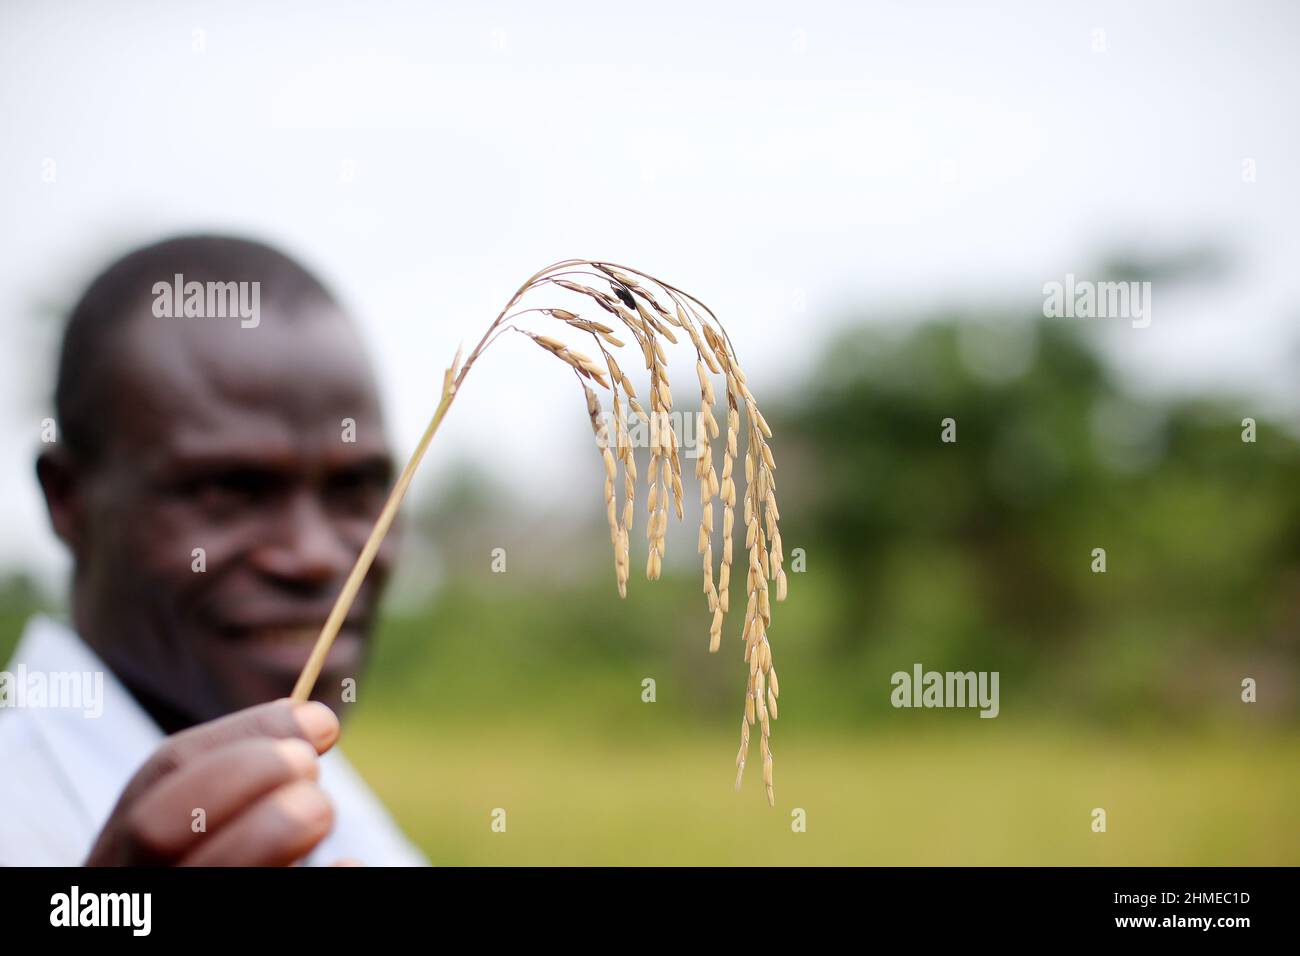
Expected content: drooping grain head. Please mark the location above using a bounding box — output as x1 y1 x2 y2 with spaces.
511 260 785 805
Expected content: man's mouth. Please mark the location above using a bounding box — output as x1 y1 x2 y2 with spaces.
226 623 365 678
247 626 323 644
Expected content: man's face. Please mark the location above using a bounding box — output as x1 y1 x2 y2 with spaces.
62 302 394 725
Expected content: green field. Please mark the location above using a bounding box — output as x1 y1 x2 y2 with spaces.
344 714 1300 866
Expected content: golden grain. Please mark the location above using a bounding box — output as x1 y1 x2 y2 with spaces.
294 258 787 805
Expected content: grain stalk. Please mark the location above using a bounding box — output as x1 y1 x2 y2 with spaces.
290 259 787 804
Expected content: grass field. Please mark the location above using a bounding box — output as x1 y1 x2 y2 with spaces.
4 601 1293 866
342 713 1300 866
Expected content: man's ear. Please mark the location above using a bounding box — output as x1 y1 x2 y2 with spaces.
36 447 86 554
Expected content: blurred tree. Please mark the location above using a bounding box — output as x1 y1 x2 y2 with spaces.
773 305 1300 723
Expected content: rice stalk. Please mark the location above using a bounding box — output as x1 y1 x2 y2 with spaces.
291 259 788 804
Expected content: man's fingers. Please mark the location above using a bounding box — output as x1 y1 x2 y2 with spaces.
179 780 334 867
119 700 338 806
164 699 339 764
85 700 341 866
122 737 320 861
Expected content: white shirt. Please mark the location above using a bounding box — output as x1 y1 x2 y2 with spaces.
0 615 427 866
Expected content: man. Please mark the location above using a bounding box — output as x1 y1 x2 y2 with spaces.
0 236 426 865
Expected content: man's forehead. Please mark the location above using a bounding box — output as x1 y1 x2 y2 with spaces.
109 304 388 461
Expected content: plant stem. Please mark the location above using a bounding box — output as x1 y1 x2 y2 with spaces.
290 379 458 703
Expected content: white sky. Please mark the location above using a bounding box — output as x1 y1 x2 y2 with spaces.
2 0 1298 583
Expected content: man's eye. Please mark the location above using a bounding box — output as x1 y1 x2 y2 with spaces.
187 471 275 507
327 467 390 512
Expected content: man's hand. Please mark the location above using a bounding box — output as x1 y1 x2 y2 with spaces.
85 699 339 866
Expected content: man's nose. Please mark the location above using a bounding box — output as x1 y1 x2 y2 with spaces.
250 493 355 587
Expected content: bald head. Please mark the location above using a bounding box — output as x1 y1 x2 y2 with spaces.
56 236 342 464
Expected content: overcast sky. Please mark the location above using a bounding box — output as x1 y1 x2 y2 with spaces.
3 0 1297 583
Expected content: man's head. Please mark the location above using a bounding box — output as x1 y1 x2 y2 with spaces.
38 236 395 731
